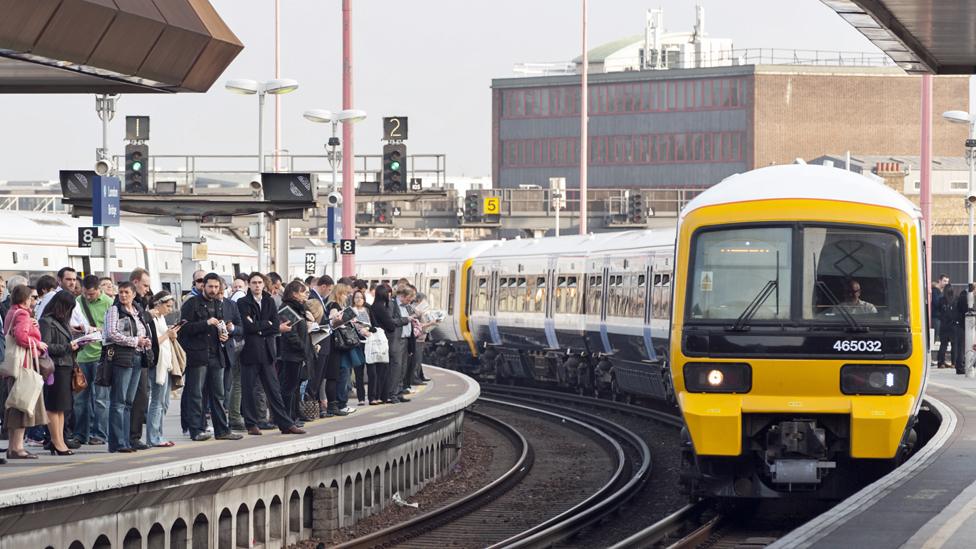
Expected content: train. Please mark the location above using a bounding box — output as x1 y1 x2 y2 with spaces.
0 210 258 297
292 163 926 501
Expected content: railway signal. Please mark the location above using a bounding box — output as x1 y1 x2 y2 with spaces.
628 192 645 224
124 143 149 193
383 143 407 192
464 191 482 223
374 201 393 224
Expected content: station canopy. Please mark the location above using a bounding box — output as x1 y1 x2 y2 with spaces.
0 0 243 93
823 0 976 74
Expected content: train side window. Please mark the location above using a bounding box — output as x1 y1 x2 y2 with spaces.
634 274 647 318
448 270 456 316
661 273 672 318
534 276 547 313
475 277 489 311
428 279 442 310
516 277 528 312
587 275 603 316
558 275 580 314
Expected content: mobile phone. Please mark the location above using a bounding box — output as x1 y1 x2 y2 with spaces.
177 319 188 326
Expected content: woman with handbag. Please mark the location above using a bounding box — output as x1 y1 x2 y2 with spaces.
39 291 80 456
328 284 360 415
278 281 314 425
2 284 48 459
104 282 152 453
350 290 372 406
146 291 180 448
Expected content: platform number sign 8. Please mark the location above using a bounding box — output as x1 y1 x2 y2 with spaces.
340 239 356 255
78 227 98 248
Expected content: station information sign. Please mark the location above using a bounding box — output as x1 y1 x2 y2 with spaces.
305 253 317 275
340 239 356 255
484 197 500 216
77 227 98 248
93 176 121 227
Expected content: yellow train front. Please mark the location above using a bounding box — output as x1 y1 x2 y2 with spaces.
671 165 927 500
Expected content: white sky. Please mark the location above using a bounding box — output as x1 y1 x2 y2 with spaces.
0 0 892 181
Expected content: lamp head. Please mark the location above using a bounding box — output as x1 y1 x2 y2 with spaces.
94 158 114 176
225 78 259 95
943 110 972 124
326 191 343 207
337 109 368 124
264 78 299 95
303 109 335 124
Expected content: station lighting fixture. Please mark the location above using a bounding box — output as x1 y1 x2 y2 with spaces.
464 191 482 223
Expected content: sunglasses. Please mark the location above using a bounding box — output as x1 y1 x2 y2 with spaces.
195 279 204 284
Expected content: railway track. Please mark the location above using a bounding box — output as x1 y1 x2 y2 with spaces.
340 385 679 548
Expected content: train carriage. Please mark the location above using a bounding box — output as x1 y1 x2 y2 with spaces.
671 164 927 499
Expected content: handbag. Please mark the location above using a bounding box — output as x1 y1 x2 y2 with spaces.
71 364 88 393
299 393 320 421
6 344 43 414
333 323 360 351
0 335 24 379
38 353 55 383
365 330 389 363
94 345 114 387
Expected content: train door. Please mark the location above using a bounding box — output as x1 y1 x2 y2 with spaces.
544 264 557 349
599 264 611 354
642 263 657 361
488 268 501 345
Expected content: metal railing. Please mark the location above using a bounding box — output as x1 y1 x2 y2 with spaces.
0 195 68 213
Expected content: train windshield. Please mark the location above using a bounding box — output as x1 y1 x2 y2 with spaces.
803 226 907 324
687 224 908 325
687 227 792 321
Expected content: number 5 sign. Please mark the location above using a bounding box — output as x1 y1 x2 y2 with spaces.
340 239 356 255
483 197 500 215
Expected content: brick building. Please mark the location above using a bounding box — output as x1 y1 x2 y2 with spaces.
491 65 968 190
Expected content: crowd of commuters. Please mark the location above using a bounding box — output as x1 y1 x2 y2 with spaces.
0 266 439 462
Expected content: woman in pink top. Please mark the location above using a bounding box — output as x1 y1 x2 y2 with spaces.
3 284 48 459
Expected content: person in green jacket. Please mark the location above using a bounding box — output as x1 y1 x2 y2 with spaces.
72 275 114 445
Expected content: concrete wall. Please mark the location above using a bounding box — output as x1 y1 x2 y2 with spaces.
0 414 465 549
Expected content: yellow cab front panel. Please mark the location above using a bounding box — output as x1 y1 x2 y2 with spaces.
671 198 925 460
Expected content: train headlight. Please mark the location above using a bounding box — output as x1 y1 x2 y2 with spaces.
683 363 751 393
840 364 910 396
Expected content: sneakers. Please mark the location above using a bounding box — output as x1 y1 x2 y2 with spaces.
340 407 357 414
215 432 244 441
192 433 212 442
334 408 349 416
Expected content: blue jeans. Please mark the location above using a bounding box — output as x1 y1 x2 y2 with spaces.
337 365 352 409
73 360 109 442
146 366 171 446
108 356 142 452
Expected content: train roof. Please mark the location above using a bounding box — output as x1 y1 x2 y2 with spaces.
477 230 674 260
681 164 921 219
291 240 499 265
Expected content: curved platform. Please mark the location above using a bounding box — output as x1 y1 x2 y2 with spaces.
0 366 479 549
773 368 976 549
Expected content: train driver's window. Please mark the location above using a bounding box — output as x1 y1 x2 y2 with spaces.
534 277 547 313
587 275 603 316
803 227 906 322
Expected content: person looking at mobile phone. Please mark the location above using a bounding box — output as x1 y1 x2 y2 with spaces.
146 291 179 448
73 275 113 446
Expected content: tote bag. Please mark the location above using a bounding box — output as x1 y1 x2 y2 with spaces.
365 330 389 364
0 333 24 379
6 341 43 414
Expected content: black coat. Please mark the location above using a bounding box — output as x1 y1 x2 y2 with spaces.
221 297 244 366
956 291 972 325
237 292 280 367
39 316 76 368
371 296 408 334
177 295 224 366
279 299 314 365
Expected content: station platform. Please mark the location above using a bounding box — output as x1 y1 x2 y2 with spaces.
773 368 976 549
0 366 479 548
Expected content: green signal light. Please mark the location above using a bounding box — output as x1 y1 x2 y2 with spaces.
390 161 401 171
132 161 143 171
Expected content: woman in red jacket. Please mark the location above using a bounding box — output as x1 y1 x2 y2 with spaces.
3 284 48 459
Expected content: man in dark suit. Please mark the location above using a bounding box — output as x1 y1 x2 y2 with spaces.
237 272 305 435
387 286 416 403
177 273 244 441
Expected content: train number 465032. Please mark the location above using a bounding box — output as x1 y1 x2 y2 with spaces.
833 340 882 352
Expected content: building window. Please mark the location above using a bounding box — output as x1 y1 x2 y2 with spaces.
950 181 968 191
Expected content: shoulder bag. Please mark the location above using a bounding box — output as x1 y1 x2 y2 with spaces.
333 322 360 351
6 340 43 414
0 333 24 379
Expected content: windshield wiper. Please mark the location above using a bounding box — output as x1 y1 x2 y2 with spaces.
727 280 777 332
815 281 868 333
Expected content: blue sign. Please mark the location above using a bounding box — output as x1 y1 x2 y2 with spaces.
326 207 343 244
92 176 120 227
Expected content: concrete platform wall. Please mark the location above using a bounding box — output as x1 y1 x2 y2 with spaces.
2 413 464 549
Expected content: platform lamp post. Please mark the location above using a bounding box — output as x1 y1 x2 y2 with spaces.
225 78 300 272
942 110 976 283
303 108 368 275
